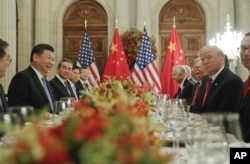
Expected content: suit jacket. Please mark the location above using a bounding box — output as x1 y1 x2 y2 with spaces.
235 81 250 142
174 78 195 104
199 67 243 113
50 76 74 100
0 84 8 113
189 80 205 113
8 66 55 113
75 80 89 98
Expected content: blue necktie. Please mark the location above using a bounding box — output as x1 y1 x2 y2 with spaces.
72 85 78 100
41 77 54 112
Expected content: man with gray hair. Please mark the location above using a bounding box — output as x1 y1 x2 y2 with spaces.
172 65 195 104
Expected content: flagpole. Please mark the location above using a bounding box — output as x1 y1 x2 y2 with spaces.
173 16 175 27
85 19 87 30
115 18 117 28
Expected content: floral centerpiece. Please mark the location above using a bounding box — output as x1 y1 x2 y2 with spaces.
121 28 157 70
0 79 172 164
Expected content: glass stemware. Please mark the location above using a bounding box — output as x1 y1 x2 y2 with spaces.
60 97 75 113
7 106 35 125
165 98 188 163
0 112 22 147
200 112 241 164
154 94 170 139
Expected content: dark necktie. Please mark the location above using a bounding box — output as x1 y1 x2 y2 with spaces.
0 95 4 113
177 87 182 98
0 85 5 113
202 77 212 107
191 81 200 105
41 77 54 112
84 82 89 91
243 76 250 98
64 81 72 96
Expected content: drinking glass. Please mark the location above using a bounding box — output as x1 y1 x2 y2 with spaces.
53 101 67 124
165 98 188 163
0 112 22 147
60 97 75 112
154 94 170 139
185 116 208 164
201 113 237 164
7 106 35 125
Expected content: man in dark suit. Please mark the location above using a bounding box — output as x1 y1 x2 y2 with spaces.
8 44 55 113
68 65 80 100
189 57 207 113
172 65 195 104
50 58 75 100
235 32 250 142
197 45 243 113
75 66 91 94
0 39 12 113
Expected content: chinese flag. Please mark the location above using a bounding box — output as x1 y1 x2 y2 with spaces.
160 25 186 98
102 28 131 82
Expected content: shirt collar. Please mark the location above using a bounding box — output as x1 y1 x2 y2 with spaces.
210 66 225 82
56 74 68 84
31 66 44 83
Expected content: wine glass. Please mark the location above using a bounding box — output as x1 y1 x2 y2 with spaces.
201 113 235 164
60 97 75 113
185 116 208 163
53 100 67 124
154 94 170 139
165 98 188 163
0 112 22 147
7 106 35 125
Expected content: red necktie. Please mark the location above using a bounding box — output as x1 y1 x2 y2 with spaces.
202 77 212 107
191 81 200 105
243 76 250 98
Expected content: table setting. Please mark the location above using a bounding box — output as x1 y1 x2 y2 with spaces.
152 93 249 164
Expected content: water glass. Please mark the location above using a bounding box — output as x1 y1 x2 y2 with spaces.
7 106 35 125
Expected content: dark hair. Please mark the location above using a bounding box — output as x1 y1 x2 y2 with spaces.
244 32 250 37
0 39 9 58
30 44 54 62
72 64 80 70
57 58 73 68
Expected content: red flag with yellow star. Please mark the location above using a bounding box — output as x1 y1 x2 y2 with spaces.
160 25 186 97
102 28 131 82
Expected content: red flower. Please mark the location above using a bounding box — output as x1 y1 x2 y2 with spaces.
38 132 71 164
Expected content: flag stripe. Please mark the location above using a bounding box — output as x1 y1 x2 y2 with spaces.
77 30 100 87
132 27 162 93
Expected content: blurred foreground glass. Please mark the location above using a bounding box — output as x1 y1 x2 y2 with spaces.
154 94 170 139
7 106 35 125
165 99 188 163
201 112 243 164
0 112 22 147
60 97 75 111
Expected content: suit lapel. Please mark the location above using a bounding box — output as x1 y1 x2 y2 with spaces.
0 84 7 113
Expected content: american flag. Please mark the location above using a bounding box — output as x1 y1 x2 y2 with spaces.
132 27 162 93
77 30 100 87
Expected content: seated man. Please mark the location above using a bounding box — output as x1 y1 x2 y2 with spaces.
172 65 195 104
50 58 75 100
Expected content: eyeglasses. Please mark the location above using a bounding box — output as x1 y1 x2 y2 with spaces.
240 46 250 52
4 55 12 63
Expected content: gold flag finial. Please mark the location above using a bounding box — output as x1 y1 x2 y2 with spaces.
173 16 176 27
85 19 87 30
